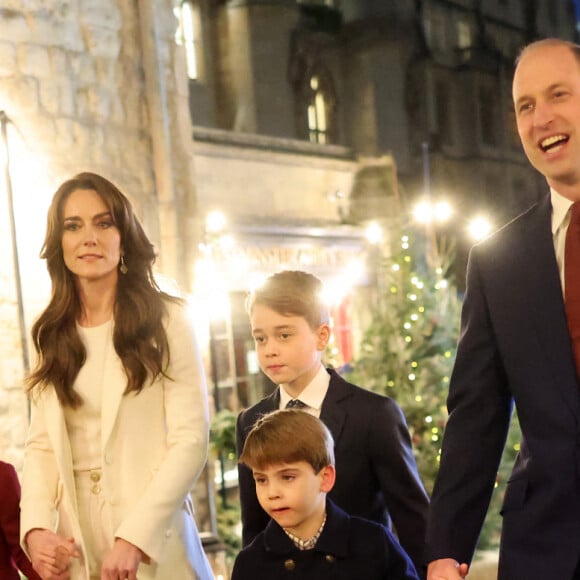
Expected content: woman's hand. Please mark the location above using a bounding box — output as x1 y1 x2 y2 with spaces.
26 529 80 580
100 537 147 580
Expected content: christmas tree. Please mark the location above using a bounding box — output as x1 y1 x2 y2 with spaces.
345 223 520 550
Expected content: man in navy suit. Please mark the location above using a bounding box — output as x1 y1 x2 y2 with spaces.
236 270 429 576
426 38 580 580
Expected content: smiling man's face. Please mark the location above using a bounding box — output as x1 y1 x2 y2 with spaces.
513 43 580 199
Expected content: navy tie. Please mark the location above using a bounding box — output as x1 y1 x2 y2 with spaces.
286 399 306 409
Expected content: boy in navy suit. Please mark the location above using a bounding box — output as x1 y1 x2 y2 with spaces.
232 409 419 580
236 270 428 576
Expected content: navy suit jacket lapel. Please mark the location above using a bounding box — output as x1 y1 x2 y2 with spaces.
320 370 348 446
522 196 579 410
263 389 280 412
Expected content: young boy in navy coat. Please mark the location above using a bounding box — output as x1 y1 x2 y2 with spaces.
232 409 419 580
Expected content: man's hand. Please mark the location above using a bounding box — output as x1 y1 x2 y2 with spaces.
100 537 147 580
26 529 80 580
428 558 469 579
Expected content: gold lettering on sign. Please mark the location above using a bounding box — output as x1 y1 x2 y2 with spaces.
217 245 360 269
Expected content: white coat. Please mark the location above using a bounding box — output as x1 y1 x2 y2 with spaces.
20 301 214 579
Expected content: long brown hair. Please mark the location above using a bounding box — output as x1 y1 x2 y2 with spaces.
27 172 180 407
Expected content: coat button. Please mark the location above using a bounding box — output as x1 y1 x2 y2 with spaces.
284 559 296 570
325 554 335 563
90 471 101 482
91 484 101 495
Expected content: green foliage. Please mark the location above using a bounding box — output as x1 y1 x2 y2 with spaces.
210 409 237 456
210 409 242 559
348 229 461 492
347 226 520 551
216 499 242 561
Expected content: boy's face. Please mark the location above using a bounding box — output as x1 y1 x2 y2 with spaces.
250 304 330 397
252 461 335 539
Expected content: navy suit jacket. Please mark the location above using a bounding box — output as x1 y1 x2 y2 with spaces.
231 498 420 580
426 195 580 579
0 461 40 580
236 369 429 575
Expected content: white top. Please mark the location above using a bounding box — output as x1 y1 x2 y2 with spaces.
551 187 575 296
63 319 112 472
279 364 330 418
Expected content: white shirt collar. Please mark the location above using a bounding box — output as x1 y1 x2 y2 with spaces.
551 187 575 235
279 365 330 411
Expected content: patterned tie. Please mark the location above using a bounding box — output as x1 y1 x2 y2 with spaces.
286 399 306 409
565 202 580 379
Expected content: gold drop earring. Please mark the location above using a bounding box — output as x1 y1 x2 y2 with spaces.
119 255 128 275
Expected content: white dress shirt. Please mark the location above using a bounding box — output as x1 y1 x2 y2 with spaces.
278 364 330 418
551 187 575 295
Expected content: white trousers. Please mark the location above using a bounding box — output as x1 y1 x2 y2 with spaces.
75 468 113 579
74 469 211 580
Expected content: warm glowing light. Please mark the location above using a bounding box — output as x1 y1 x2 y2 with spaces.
434 201 453 222
365 221 383 244
322 260 366 305
205 210 227 234
217 233 236 251
413 201 432 224
468 216 493 241
413 200 454 224
191 256 231 323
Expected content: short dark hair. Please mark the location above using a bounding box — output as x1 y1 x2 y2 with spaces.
239 409 335 473
245 270 330 329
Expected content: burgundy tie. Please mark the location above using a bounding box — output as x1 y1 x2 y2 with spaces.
565 202 580 378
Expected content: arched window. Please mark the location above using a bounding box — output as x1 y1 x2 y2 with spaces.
174 0 201 81
307 75 329 144
295 67 336 144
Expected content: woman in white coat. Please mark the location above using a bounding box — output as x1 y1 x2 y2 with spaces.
20 172 213 580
